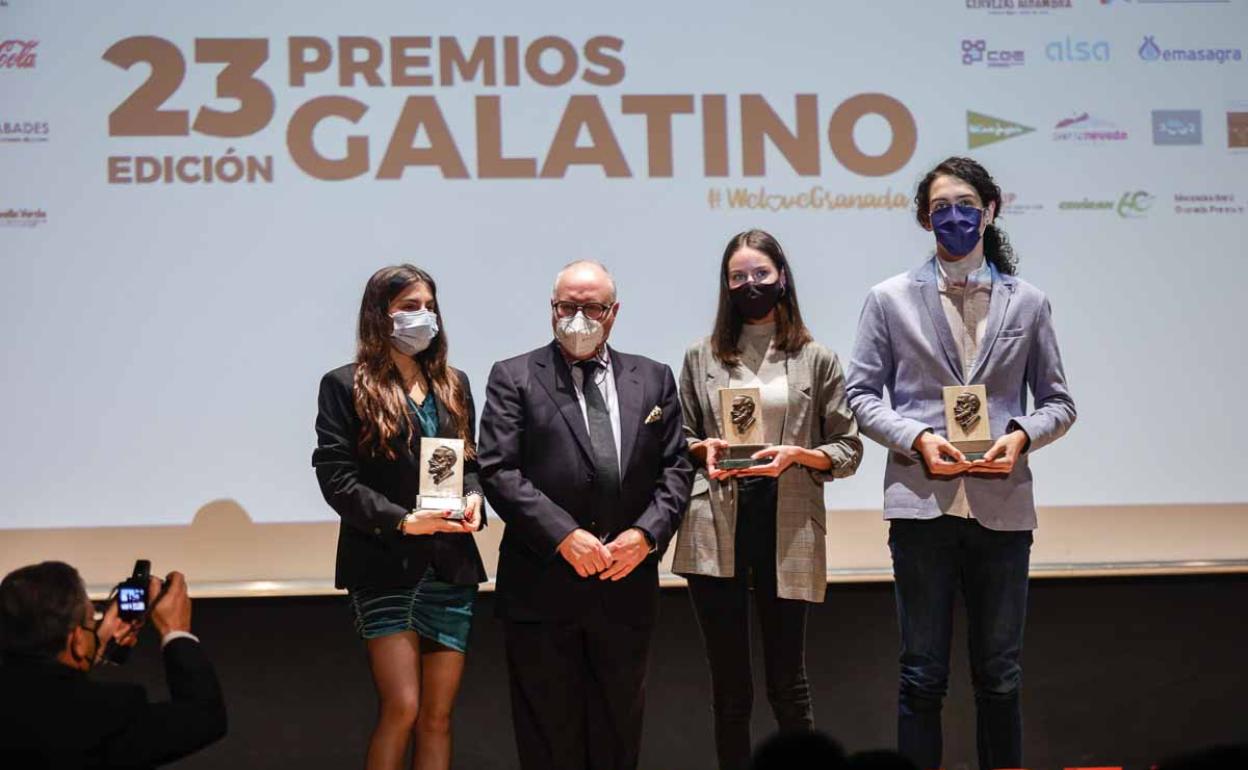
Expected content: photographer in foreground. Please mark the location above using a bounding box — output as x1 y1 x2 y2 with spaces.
0 561 227 769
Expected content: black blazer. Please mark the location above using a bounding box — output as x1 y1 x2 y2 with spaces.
0 638 227 770
312 364 488 589
478 342 693 624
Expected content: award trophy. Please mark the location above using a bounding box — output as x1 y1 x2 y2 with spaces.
416 437 467 520
717 387 770 470
942 384 993 461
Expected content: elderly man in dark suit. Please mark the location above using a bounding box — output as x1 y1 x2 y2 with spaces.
479 260 693 770
0 561 226 769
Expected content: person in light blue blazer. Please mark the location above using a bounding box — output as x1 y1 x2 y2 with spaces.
846 157 1076 770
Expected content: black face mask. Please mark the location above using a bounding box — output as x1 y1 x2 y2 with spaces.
729 280 784 320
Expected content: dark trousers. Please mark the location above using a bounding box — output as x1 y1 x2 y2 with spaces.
888 515 1033 770
686 478 813 770
503 602 653 770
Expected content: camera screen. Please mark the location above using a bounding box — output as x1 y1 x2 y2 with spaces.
118 586 146 613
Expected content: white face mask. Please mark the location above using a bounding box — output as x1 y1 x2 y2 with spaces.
555 310 606 359
391 309 439 355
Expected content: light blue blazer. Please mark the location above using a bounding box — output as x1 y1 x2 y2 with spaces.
845 257 1076 531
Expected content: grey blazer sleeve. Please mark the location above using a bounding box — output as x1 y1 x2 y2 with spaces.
809 349 864 483
1010 296 1077 453
678 345 707 456
845 289 932 454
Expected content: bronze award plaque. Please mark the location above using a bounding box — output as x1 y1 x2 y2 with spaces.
942 384 993 461
717 387 770 470
417 437 467 520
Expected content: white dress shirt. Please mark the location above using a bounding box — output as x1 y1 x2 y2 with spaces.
567 346 623 475
729 322 789 445
936 252 992 519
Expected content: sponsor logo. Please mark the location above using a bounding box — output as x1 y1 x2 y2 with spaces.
0 120 49 143
966 0 1073 15
1052 112 1128 143
1172 193 1245 216
0 206 48 227
1046 37 1110 62
1228 110 1248 149
1152 110 1202 145
961 40 1025 68
1111 0 1230 4
1001 192 1044 216
1058 191 1154 218
1139 36 1243 64
967 111 1035 149
0 39 37 69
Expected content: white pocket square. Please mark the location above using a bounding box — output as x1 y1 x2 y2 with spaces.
644 406 663 424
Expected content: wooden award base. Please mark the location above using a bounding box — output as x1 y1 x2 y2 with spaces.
952 439 994 462
718 443 769 470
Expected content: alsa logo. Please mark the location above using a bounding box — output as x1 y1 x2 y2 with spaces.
967 111 1034 148
962 40 1025 68
1046 37 1110 62
0 40 37 69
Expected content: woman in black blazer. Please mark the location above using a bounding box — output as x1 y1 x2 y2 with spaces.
313 264 487 770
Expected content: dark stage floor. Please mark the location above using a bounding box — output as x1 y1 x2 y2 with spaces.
96 574 1248 769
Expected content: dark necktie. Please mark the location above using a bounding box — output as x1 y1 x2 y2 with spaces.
576 360 621 497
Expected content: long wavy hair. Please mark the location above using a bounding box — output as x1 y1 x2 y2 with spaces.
913 156 1018 275
353 265 472 460
710 229 813 367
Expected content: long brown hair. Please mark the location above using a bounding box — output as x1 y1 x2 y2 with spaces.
710 229 813 367
353 265 473 460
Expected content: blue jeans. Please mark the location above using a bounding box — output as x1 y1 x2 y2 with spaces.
888 515 1032 770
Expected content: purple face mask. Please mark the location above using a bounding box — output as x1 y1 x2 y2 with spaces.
930 204 984 257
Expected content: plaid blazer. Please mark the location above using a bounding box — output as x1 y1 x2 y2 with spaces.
671 336 862 602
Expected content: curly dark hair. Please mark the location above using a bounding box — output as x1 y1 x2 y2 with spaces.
913 156 1017 275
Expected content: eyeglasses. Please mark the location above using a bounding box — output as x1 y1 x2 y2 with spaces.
551 300 614 321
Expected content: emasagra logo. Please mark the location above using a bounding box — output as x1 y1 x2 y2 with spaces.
1139 35 1243 64
967 111 1034 149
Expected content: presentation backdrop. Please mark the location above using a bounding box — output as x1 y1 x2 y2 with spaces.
3 1 1246 589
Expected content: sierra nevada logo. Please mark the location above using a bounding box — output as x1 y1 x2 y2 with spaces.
967 111 1034 148
1053 112 1127 143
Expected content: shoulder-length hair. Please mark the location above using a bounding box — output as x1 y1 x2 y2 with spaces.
710 229 813 367
352 264 473 460
913 156 1018 275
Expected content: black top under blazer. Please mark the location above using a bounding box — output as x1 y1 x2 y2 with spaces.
312 364 488 589
478 342 694 624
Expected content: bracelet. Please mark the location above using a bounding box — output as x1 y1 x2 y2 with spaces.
397 510 416 533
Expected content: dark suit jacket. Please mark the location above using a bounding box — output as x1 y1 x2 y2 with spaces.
478 342 693 624
0 638 226 770
312 364 488 589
